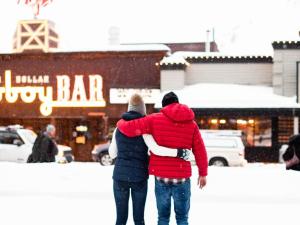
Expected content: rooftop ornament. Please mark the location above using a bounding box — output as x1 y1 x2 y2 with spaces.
17 0 53 18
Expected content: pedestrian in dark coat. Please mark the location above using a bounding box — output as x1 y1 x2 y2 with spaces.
109 94 149 225
27 124 58 163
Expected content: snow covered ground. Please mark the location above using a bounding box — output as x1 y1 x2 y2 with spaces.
0 162 299 225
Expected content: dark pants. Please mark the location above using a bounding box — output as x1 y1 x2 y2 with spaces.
113 180 148 225
155 178 191 225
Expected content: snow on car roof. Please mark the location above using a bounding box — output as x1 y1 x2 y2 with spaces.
0 125 24 131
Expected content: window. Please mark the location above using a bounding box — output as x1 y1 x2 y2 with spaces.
0 131 23 145
238 118 271 147
198 117 272 147
204 138 238 148
18 129 37 144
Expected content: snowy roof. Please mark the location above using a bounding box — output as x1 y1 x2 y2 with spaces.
159 51 273 66
55 44 171 53
154 83 300 109
117 44 170 52
160 54 189 66
272 41 300 50
174 51 272 58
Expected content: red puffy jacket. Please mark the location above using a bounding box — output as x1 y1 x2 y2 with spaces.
117 103 208 178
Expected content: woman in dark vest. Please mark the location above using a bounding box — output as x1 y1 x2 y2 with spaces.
109 94 189 225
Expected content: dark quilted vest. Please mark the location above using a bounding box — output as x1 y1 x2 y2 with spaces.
113 111 149 182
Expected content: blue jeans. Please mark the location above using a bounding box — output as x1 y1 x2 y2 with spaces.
113 180 148 225
155 178 191 225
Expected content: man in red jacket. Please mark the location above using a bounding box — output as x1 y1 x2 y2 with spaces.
117 92 208 225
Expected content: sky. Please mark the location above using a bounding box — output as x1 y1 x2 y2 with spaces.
0 0 299 55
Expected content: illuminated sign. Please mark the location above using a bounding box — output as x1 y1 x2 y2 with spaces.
110 88 160 104
0 70 106 116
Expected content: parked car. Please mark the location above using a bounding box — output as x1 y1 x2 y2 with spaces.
91 141 114 166
190 134 247 167
193 129 247 167
92 129 247 167
0 125 74 163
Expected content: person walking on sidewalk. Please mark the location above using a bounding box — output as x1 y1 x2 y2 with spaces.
27 124 58 163
117 92 208 225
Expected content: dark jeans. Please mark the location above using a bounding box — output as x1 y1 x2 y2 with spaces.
113 180 148 225
155 178 191 225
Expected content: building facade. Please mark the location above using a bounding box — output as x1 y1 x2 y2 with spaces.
2 36 300 163
160 42 300 162
0 47 167 161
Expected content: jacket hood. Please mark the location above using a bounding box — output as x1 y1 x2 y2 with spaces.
161 103 195 122
122 111 144 121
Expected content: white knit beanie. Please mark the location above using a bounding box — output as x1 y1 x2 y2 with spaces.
127 93 146 116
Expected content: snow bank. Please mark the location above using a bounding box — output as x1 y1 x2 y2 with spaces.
0 162 299 225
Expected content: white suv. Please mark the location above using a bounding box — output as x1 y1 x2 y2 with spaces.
0 125 73 163
191 130 247 167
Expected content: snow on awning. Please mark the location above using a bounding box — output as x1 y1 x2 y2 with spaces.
154 83 300 109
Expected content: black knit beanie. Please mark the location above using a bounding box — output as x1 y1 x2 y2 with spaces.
162 91 179 107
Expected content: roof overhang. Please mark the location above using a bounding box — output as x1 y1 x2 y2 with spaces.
155 83 300 117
